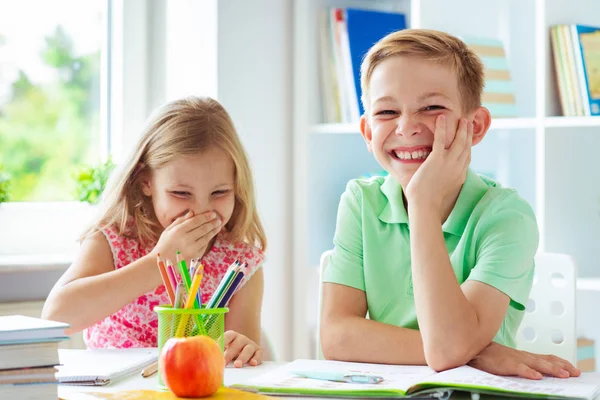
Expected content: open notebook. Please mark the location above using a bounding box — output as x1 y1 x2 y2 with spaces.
56 348 158 386
233 359 600 399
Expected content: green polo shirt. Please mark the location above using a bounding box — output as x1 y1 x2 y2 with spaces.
323 169 539 348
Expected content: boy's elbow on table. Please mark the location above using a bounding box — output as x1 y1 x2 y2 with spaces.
320 322 350 361
424 341 474 372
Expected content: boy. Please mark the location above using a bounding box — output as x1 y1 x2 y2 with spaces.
320 29 579 380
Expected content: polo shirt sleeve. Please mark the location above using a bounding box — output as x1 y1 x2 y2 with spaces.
323 181 365 291
467 194 539 310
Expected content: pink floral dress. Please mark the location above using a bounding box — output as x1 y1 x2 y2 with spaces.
83 227 264 348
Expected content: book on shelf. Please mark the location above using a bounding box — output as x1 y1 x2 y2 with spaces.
232 359 600 399
550 24 600 116
462 36 518 118
319 7 406 124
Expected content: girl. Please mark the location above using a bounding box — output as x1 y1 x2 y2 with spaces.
42 96 267 368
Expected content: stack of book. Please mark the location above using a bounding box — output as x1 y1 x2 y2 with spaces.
550 24 600 116
0 315 70 399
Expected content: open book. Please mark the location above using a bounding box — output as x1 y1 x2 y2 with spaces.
233 359 600 399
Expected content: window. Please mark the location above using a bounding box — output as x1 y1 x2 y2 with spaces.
0 0 106 202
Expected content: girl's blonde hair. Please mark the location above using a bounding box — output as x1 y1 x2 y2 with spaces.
83 96 267 251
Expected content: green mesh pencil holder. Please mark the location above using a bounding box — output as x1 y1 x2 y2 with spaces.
154 305 228 390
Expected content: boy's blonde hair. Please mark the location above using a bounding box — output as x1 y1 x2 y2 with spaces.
360 29 485 113
84 96 267 251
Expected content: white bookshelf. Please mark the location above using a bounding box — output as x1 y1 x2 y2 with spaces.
293 0 600 359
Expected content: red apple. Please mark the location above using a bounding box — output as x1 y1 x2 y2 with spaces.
160 335 224 398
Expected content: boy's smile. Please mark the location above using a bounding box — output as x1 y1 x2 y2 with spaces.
360 56 465 188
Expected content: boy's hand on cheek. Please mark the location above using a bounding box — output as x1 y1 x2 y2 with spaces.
405 115 472 216
223 330 263 368
468 342 580 380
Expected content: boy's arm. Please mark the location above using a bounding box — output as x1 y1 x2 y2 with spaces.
405 117 539 371
321 280 579 379
321 281 426 364
409 206 513 370
41 231 163 334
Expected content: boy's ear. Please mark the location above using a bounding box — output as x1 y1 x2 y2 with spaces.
360 115 374 152
471 106 492 146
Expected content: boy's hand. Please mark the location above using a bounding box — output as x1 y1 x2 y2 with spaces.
405 115 472 216
152 210 222 262
468 342 581 380
223 330 263 368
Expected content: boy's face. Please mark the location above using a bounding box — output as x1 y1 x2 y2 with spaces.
360 56 488 188
141 147 236 231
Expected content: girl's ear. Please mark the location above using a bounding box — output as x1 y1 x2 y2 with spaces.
138 166 152 196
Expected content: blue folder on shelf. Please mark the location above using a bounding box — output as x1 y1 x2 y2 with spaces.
345 8 407 116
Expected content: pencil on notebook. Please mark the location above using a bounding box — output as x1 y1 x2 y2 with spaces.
141 361 158 378
156 254 175 305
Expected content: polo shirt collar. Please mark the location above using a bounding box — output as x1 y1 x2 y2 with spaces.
378 169 489 236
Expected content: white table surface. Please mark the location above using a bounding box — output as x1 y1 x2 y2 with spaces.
58 361 284 398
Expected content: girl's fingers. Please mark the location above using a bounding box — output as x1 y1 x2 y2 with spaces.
234 344 258 368
166 209 193 231
224 336 245 365
194 224 222 246
189 216 222 238
223 330 237 347
181 212 219 234
250 348 264 365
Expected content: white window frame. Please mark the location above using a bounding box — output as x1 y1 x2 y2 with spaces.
0 0 219 264
0 0 151 263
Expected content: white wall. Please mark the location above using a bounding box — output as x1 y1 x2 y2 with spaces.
216 0 293 361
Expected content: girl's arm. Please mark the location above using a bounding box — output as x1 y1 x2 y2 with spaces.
224 267 264 344
321 282 426 364
42 231 163 334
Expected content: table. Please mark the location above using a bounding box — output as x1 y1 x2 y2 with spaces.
58 362 283 398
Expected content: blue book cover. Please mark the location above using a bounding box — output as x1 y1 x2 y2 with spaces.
345 8 406 117
573 24 600 116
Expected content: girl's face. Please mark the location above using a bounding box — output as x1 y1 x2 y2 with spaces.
141 146 236 231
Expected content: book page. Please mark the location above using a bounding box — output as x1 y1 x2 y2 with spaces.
415 365 599 398
239 359 437 394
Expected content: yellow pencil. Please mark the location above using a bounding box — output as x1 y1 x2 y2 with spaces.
175 264 204 337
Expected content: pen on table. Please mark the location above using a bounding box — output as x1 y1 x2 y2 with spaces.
291 370 384 384
156 253 175 306
141 361 158 378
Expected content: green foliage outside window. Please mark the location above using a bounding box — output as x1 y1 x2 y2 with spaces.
0 165 10 203
74 157 115 205
0 25 101 202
